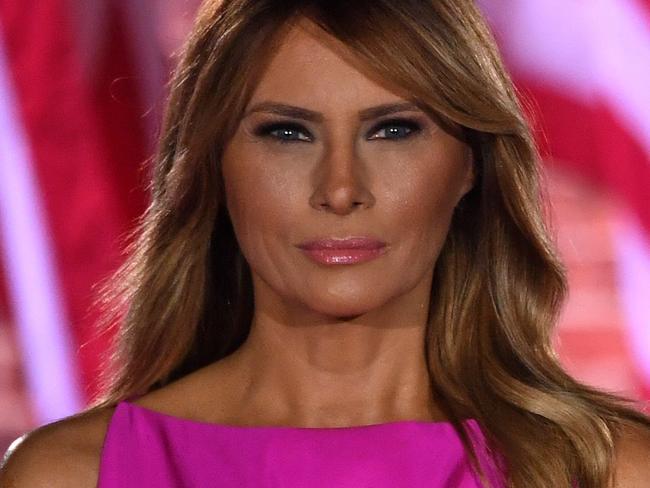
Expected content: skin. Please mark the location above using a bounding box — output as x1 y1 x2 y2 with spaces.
211 17 474 428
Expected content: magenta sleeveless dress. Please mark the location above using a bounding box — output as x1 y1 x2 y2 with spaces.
97 400 506 487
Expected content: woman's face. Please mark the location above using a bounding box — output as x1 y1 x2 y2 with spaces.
222 18 474 319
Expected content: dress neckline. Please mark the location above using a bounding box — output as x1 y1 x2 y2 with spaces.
122 400 478 432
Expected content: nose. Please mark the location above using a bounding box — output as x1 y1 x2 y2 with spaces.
309 142 375 215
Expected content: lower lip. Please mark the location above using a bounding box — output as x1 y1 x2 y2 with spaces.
300 247 387 265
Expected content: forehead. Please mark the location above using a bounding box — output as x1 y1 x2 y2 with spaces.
247 17 411 109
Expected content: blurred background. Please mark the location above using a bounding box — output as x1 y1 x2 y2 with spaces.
0 0 649 452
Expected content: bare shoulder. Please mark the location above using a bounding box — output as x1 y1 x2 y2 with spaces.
612 421 650 487
0 405 117 488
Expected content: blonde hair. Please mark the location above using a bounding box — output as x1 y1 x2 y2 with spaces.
90 1 650 486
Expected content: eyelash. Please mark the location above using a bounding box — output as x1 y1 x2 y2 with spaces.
253 118 422 144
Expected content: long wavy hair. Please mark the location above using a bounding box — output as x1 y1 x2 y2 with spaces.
89 0 650 486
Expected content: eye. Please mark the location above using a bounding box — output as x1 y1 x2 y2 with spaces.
254 122 312 143
368 118 422 140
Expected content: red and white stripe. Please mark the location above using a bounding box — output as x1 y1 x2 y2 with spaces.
0 0 159 421
0 31 83 423
480 0 650 391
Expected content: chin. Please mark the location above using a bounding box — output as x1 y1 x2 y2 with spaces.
302 290 387 321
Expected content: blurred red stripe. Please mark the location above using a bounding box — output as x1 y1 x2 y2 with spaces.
516 77 650 238
0 1 149 403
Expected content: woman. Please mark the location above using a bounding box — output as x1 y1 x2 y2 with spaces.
2 0 650 486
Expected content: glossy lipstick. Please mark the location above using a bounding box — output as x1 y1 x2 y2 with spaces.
297 237 387 265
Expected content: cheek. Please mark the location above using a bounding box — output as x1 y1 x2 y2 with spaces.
221 149 303 260
380 156 467 245
373 150 470 289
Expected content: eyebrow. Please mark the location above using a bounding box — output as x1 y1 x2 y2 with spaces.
243 101 424 122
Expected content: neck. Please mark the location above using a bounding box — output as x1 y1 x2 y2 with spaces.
213 273 444 428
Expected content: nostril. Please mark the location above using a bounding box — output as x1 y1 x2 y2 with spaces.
309 181 374 213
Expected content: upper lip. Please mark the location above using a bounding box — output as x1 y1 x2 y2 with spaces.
297 237 387 250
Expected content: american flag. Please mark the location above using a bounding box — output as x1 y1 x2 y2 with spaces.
0 0 165 425
479 0 650 399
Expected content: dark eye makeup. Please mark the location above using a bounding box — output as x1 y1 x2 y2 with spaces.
253 122 312 143
368 118 422 141
252 117 423 144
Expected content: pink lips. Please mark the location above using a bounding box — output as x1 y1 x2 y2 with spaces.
297 237 388 265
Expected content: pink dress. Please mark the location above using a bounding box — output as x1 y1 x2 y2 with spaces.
97 400 506 487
